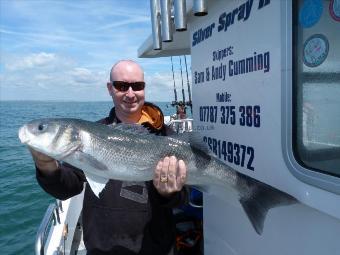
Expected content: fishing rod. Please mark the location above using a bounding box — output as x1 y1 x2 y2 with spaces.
170 56 178 106
179 56 186 104
184 55 192 114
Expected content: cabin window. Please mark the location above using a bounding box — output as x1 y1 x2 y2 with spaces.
293 0 340 177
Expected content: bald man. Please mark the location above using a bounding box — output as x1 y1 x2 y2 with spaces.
32 60 187 255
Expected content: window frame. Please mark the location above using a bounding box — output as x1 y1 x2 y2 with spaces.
283 0 340 195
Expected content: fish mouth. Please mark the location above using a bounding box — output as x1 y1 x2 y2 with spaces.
18 126 30 144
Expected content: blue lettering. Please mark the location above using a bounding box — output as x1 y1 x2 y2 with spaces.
192 23 215 47
217 0 254 33
228 51 270 77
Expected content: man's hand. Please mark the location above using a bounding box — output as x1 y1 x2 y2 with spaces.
153 156 187 197
29 148 59 175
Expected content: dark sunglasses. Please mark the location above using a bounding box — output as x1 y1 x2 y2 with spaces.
112 81 145 92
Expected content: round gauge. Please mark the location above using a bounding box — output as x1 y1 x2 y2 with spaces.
329 0 340 21
303 34 329 67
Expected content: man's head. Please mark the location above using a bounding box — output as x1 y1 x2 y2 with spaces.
107 60 145 123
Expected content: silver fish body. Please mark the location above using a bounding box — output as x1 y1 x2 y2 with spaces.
18 118 297 235
19 118 235 186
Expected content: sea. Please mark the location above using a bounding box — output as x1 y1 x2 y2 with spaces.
0 100 177 255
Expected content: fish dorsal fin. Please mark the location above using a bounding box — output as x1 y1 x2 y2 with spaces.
72 150 108 171
109 123 152 136
84 172 109 198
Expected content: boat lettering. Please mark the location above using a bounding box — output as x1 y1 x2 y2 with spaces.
218 0 254 32
194 70 205 84
199 105 261 128
201 50 271 83
229 51 270 77
203 136 255 171
216 92 232 103
217 0 270 33
213 46 234 62
193 0 271 48
192 23 215 47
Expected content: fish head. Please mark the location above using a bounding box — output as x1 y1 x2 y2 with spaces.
18 118 80 159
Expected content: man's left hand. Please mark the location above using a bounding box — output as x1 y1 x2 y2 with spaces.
153 156 187 197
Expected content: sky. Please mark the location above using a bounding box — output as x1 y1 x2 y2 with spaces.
0 0 191 102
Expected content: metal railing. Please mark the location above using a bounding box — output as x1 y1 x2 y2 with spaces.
168 118 193 133
35 202 61 255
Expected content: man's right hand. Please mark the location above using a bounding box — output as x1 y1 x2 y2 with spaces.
29 148 59 175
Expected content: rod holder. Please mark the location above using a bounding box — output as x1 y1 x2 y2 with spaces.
150 0 162 49
160 0 173 42
174 0 187 31
193 0 208 16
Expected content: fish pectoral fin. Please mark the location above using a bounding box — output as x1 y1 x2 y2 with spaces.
58 141 82 160
84 173 109 198
73 151 108 171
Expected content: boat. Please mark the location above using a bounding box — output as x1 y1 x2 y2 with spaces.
35 0 340 254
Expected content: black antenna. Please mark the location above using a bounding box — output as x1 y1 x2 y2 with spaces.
179 56 186 103
184 55 192 113
170 56 178 105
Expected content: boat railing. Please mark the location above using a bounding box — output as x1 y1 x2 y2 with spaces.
35 201 61 255
35 189 85 255
167 118 193 133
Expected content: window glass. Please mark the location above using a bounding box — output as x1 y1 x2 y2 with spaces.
294 0 340 176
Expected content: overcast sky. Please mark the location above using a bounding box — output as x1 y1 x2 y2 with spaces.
0 0 191 102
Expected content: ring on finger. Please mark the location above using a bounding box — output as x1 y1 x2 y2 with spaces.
160 175 168 183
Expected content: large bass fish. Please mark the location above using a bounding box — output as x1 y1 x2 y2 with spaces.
18 118 297 235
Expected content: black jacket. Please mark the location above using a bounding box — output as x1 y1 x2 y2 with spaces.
36 102 186 255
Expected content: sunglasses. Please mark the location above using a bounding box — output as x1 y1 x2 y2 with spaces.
111 81 145 92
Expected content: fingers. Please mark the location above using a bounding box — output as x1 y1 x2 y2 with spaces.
29 148 54 162
29 148 58 173
153 160 162 188
167 156 177 188
176 160 187 190
153 156 187 197
159 157 170 189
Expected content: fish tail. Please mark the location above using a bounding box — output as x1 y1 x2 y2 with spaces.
239 196 267 235
239 181 297 235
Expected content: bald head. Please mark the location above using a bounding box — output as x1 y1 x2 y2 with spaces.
107 60 145 123
110 60 144 82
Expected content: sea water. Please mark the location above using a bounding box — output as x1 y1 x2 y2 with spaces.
0 101 178 255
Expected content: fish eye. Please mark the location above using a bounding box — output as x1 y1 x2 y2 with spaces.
38 123 47 131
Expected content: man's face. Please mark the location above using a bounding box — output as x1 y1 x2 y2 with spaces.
108 62 145 117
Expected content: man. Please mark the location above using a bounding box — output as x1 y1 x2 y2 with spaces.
31 60 187 255
176 101 187 119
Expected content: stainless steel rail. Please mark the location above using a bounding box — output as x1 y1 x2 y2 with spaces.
168 118 193 133
35 202 59 255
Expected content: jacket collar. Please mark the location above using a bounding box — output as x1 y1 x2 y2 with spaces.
106 102 164 131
